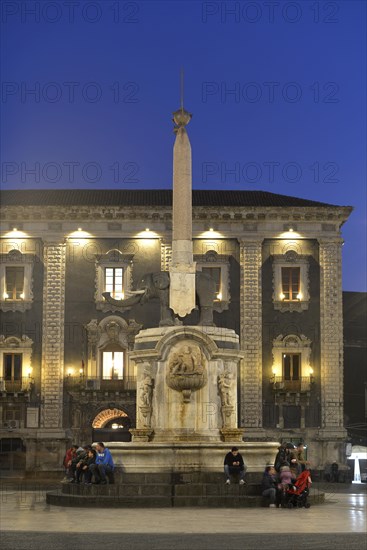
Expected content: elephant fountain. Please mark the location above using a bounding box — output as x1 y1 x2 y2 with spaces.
103 271 216 326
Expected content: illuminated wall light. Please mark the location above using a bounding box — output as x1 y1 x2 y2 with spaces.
209 227 214 232
20 293 25 299
216 292 222 300
67 368 74 376
145 228 150 232
27 367 33 378
279 293 285 300
3 292 9 299
288 227 294 232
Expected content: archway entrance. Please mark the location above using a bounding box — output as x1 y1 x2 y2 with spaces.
92 408 132 442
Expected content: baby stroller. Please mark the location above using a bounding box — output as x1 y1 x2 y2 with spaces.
285 469 312 508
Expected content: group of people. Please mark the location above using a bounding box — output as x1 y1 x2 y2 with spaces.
63 442 115 485
261 442 310 507
222 442 311 508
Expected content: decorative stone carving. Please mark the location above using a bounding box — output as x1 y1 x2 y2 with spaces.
139 372 154 427
166 343 207 403
218 371 235 428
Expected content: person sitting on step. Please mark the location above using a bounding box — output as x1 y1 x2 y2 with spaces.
261 465 277 507
89 442 115 485
224 446 247 485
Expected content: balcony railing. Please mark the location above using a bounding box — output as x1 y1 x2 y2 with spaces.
270 376 313 392
64 376 137 391
0 377 33 393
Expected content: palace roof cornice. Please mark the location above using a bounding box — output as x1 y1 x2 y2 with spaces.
0 190 353 224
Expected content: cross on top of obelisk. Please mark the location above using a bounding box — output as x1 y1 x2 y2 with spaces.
173 69 192 129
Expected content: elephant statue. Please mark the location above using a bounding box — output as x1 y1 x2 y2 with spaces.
103 271 217 327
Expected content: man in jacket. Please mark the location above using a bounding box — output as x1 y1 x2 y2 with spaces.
89 442 115 484
224 446 247 485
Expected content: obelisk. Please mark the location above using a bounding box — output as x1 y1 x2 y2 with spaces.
169 90 196 317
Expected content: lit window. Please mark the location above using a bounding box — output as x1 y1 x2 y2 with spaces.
1 250 34 312
5 267 24 300
272 252 310 312
105 267 124 299
3 353 22 392
102 351 124 380
281 267 300 301
95 250 134 312
283 353 301 381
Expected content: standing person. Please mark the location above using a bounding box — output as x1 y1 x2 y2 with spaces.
286 443 300 479
224 446 247 485
296 442 310 472
274 442 288 473
89 442 115 485
261 466 277 507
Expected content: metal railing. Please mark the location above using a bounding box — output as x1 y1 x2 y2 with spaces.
0 378 33 393
64 376 137 391
270 376 313 392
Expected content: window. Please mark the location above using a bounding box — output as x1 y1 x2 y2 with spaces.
0 336 33 393
102 351 124 380
281 267 300 301
0 250 34 312
4 354 22 381
105 267 124 299
201 266 221 299
195 251 230 312
283 353 301 381
5 267 24 300
95 250 134 312
272 251 309 312
271 334 313 393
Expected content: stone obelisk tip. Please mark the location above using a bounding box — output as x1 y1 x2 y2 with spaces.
169 92 196 317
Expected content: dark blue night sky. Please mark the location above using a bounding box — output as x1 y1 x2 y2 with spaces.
1 0 366 290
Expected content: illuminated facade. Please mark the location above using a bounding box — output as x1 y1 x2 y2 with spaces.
0 189 352 472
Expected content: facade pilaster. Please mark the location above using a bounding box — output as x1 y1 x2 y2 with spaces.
239 239 263 430
318 238 345 434
41 240 66 428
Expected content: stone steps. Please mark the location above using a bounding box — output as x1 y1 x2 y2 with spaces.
46 473 325 508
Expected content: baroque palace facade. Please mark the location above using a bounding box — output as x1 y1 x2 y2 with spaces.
0 189 352 472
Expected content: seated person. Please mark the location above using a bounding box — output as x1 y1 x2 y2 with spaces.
277 462 295 506
63 444 78 481
89 442 115 485
74 446 91 483
261 466 277 507
70 446 87 483
224 446 247 485
80 448 97 484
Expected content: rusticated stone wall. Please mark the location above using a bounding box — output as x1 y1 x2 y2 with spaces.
41 241 66 428
240 239 263 428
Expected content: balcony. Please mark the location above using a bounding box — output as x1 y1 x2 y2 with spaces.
64 376 137 392
0 378 33 393
270 376 313 393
